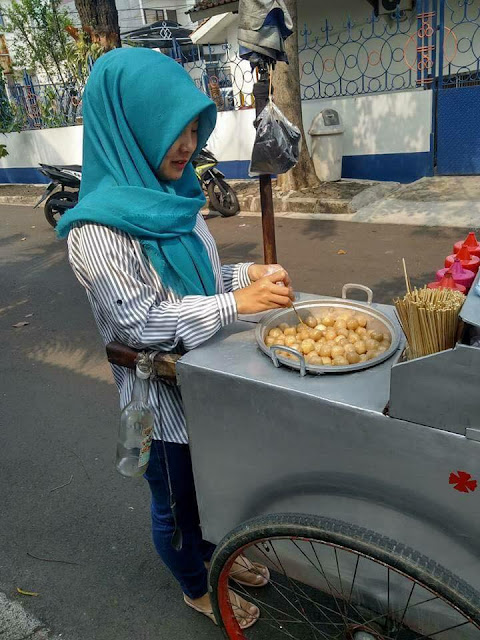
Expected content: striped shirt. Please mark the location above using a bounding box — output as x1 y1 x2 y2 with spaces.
67 215 252 444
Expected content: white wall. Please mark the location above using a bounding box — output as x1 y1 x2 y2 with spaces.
0 125 83 171
301 89 432 156
0 87 431 178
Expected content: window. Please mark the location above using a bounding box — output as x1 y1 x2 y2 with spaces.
143 9 165 24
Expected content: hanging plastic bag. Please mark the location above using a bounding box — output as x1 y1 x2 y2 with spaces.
249 99 301 176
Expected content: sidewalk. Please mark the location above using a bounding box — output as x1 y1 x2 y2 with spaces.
3 176 480 229
0 592 62 640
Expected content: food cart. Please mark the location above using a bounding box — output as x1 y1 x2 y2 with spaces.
175 279 480 639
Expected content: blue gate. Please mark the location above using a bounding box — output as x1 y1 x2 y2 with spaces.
436 0 480 175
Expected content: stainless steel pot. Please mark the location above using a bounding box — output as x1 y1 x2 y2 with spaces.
255 284 402 376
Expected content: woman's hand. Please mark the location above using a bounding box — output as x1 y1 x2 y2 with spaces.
248 264 292 288
234 270 294 315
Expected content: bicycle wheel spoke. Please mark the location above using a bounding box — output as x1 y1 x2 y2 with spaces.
364 596 438 640
394 582 416 639
416 620 470 639
347 554 360 604
263 574 360 629
293 539 369 628
270 540 327 640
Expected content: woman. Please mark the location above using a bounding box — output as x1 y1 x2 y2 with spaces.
57 48 294 628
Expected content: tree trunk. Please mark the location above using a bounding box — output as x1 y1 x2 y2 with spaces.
274 0 319 192
74 0 121 50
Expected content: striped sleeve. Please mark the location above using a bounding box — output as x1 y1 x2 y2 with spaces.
72 224 237 351
221 262 253 292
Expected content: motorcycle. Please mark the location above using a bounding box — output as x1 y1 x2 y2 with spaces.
36 149 239 228
192 149 239 217
34 163 81 228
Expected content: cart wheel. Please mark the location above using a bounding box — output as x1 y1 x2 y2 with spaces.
209 513 480 639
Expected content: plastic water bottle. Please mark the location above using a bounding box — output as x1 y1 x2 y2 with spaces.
116 361 154 477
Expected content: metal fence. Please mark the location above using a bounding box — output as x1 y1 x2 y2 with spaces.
10 3 480 130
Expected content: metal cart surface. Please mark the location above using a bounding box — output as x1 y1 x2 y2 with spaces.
177 288 480 596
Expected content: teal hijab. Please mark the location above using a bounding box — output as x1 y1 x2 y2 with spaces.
57 48 218 297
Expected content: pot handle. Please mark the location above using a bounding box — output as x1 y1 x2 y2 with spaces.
270 345 307 377
342 284 373 305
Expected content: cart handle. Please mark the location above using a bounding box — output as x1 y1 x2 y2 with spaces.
105 341 180 385
270 345 307 377
342 284 373 305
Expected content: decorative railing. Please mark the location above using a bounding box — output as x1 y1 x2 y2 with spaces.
439 0 480 88
5 2 480 130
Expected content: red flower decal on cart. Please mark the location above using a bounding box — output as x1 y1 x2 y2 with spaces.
449 471 477 493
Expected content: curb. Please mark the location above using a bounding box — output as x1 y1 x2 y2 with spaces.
0 196 40 206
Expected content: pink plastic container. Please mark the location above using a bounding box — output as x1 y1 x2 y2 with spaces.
428 272 466 294
436 258 475 291
445 244 480 274
454 231 480 258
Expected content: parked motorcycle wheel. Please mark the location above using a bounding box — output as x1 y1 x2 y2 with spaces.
44 191 77 228
207 180 239 217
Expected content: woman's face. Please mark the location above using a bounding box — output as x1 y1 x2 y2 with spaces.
157 118 199 181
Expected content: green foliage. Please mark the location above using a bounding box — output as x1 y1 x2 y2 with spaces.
1 0 71 83
0 143 8 158
65 28 105 82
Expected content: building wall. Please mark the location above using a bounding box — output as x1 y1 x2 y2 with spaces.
0 87 432 184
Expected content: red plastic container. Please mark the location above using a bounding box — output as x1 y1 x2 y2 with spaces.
436 258 475 291
453 232 480 258
428 272 466 294
445 244 480 273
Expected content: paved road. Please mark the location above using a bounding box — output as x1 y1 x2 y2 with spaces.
0 205 471 640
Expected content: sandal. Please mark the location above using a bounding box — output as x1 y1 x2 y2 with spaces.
230 555 270 588
184 590 260 629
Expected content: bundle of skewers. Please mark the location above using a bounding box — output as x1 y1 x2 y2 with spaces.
394 260 466 360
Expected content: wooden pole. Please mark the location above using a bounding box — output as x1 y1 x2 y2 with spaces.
253 68 277 264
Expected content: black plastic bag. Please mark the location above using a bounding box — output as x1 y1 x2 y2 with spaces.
249 100 301 176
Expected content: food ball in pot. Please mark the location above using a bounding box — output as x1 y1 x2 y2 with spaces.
305 316 318 328
356 327 367 337
336 328 349 338
356 314 368 328
355 340 367 355
366 349 378 361
343 343 356 354
325 328 337 341
332 355 348 366
315 324 327 332
334 335 348 346
319 343 332 358
306 354 323 365
330 345 345 359
311 329 324 341
297 329 310 341
301 339 315 355
346 351 360 364
269 328 283 338
365 338 378 352
285 335 298 347
359 353 368 362
279 323 289 332
370 331 384 342
346 318 359 331
348 331 359 344
321 315 335 327
284 326 296 337
334 318 347 331
265 336 276 347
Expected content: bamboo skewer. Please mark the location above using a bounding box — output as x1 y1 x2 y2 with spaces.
394 286 465 360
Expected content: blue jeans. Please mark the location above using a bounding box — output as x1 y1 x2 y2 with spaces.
144 439 216 599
